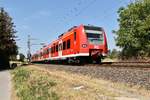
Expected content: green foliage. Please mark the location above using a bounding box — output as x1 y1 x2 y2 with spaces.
19 53 25 62
108 49 120 59
12 68 30 83
12 68 59 100
0 8 18 61
114 0 150 59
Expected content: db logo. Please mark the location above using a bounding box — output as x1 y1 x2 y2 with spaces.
82 44 87 48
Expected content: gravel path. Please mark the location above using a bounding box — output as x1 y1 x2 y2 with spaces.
37 64 150 90
0 70 11 100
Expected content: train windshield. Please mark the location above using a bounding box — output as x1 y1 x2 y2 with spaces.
84 26 104 45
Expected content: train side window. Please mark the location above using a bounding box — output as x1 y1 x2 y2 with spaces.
54 46 55 53
74 32 76 41
51 47 53 53
49 48 51 53
52 47 54 53
63 41 66 50
40 52 42 57
56 45 58 52
44 50 46 55
67 39 70 49
47 49 49 54
46 50 47 54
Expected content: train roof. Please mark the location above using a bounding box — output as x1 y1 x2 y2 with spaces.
58 24 103 38
84 25 103 31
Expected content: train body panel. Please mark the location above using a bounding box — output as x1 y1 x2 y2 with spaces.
31 24 108 63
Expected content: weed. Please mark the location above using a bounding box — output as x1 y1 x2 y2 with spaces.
11 67 59 100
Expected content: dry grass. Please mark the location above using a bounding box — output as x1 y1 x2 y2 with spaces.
102 58 118 62
29 66 116 100
11 81 19 100
27 65 150 100
11 65 150 100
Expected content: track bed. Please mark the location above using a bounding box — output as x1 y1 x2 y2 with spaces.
35 63 150 90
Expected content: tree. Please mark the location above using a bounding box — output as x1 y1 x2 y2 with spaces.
108 49 120 59
0 8 18 68
114 0 150 59
19 53 25 62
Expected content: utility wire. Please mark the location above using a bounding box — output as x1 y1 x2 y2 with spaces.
52 0 131 35
58 0 98 28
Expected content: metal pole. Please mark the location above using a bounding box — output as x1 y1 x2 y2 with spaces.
27 35 45 63
27 35 31 63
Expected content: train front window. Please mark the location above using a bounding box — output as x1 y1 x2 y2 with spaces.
84 26 104 45
85 30 103 45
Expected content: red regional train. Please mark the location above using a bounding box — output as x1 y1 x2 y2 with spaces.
31 24 108 64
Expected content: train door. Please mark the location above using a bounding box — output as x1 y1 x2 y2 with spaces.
58 40 63 57
48 48 51 59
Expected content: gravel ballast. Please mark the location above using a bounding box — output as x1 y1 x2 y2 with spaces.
36 64 150 90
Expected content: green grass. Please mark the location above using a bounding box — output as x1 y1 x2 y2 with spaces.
11 67 59 100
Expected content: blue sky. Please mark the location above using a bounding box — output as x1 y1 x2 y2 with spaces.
0 0 131 56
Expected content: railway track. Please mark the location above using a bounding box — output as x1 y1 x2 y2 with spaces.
34 61 150 68
87 61 150 68
35 62 150 90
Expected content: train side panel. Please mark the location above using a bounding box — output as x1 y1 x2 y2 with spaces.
31 24 108 63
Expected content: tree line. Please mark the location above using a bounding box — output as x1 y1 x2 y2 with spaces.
0 8 18 68
113 0 150 59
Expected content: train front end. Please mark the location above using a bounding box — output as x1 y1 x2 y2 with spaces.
80 25 108 63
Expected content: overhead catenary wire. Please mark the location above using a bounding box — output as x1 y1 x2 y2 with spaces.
46 0 131 41
58 0 131 28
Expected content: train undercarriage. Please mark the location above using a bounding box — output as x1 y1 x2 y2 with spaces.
32 50 104 64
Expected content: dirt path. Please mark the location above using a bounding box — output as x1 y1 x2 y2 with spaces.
0 70 11 100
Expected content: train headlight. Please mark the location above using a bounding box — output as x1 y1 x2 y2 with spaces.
82 44 87 48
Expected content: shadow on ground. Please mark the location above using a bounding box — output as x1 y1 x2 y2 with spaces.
0 59 10 71
0 51 10 71
0 66 11 71
0 61 11 71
